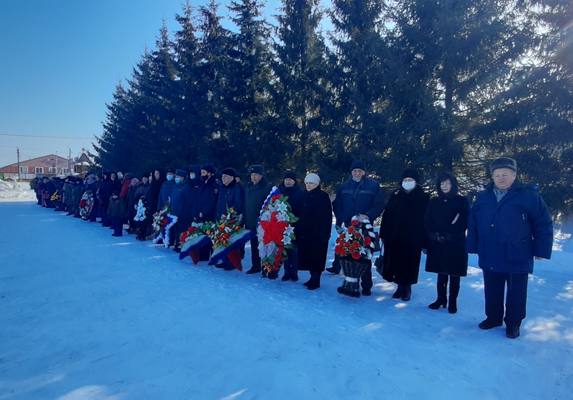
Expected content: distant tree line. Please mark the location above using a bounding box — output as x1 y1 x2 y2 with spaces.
94 0 572 215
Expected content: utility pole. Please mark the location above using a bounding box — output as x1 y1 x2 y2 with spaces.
68 148 72 175
17 148 20 181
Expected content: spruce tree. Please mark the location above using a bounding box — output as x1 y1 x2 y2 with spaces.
273 0 331 176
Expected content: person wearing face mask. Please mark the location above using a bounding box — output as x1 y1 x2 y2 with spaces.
157 168 176 211
244 164 272 275
467 157 553 339
424 172 469 313
297 173 333 290
328 161 385 296
380 168 429 301
169 169 196 249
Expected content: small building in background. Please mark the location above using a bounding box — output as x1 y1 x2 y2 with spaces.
0 150 96 180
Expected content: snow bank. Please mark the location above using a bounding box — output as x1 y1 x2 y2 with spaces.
0 179 36 202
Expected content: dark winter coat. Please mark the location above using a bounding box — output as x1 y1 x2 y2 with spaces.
333 177 385 226
467 182 553 274
244 178 272 230
147 176 163 215
107 196 126 218
196 176 219 222
170 181 195 226
424 175 469 276
297 186 333 273
380 185 429 285
97 177 113 214
215 181 244 220
157 179 175 211
278 183 304 242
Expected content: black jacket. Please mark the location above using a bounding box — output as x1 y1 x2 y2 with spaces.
297 186 332 272
244 178 272 230
216 181 245 220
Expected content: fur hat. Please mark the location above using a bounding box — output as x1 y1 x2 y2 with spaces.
283 171 297 181
401 168 420 182
175 169 187 178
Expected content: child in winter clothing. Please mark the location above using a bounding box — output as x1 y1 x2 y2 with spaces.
107 191 125 237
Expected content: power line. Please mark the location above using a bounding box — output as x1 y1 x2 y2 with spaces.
0 133 94 140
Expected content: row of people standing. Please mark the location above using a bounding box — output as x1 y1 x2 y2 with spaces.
34 156 553 339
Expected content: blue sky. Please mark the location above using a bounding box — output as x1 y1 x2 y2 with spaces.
0 0 306 168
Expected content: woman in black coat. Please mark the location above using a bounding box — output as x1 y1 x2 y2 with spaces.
297 173 332 290
147 169 163 215
380 169 429 301
278 171 305 281
425 172 469 313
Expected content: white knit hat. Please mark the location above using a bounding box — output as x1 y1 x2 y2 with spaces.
304 173 321 185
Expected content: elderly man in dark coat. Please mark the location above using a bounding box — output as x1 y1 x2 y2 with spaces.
328 161 385 295
244 164 272 275
380 168 429 301
467 157 553 339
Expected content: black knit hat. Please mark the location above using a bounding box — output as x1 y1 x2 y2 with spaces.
490 157 517 173
284 171 297 181
249 164 265 175
401 168 420 182
201 164 216 174
221 167 238 178
350 160 366 171
165 167 175 174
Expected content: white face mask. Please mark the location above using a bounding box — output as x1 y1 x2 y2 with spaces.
402 181 416 191
166 174 174 181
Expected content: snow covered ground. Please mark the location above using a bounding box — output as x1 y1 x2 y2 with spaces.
1 203 572 400
0 180 36 202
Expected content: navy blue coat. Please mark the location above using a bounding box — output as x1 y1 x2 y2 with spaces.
170 181 195 226
333 177 385 226
157 180 175 211
215 181 244 220
467 182 553 274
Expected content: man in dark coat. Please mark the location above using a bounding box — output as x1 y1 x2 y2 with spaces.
195 164 218 222
467 157 553 339
278 171 304 281
380 168 429 301
147 169 163 216
425 172 469 313
328 161 385 295
298 173 333 290
244 164 272 275
215 168 244 219
169 169 196 249
157 168 175 211
97 172 113 226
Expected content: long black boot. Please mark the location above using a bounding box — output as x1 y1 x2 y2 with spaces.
429 274 448 309
448 276 460 314
400 284 412 301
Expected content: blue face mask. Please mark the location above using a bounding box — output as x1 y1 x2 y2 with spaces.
175 177 183 184
166 174 174 181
